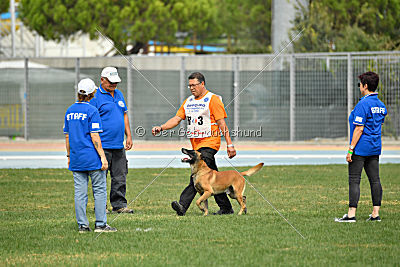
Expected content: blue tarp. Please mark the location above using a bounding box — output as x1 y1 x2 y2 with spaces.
0 12 19 20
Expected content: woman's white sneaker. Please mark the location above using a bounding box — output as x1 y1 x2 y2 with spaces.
334 214 356 222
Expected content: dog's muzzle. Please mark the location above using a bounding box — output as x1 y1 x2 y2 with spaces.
181 148 196 163
181 157 192 163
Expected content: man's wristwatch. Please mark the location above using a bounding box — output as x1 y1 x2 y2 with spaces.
227 144 234 148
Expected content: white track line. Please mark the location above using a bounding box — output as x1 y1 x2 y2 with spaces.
1 154 399 160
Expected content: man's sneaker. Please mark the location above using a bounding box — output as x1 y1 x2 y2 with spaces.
78 225 92 233
94 224 117 232
334 214 356 222
366 214 381 222
212 208 234 215
112 207 134 214
171 201 185 216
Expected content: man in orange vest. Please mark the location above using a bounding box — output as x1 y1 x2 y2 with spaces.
152 72 236 215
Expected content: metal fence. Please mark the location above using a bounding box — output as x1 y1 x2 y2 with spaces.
0 52 399 141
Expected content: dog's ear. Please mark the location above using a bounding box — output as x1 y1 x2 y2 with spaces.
195 151 203 160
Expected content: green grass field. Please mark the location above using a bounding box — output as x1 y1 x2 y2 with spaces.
1 164 399 266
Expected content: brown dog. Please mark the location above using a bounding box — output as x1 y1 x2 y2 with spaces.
181 148 264 215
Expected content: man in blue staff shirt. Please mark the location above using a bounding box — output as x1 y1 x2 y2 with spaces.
90 67 134 214
64 78 117 233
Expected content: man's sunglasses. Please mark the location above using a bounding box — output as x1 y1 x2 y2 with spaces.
107 79 118 85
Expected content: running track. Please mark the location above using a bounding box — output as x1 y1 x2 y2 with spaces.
1 141 399 168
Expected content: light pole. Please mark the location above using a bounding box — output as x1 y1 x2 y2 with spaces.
10 0 16 57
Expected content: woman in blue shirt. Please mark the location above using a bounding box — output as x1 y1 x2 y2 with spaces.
335 71 387 223
64 78 117 233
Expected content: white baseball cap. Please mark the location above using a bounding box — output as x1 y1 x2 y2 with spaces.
101 66 121 83
78 78 97 95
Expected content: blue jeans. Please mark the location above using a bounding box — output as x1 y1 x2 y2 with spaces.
73 170 107 227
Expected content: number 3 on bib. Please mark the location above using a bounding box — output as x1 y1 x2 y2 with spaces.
187 116 204 126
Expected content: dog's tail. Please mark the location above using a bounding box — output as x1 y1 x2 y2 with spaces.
240 163 264 177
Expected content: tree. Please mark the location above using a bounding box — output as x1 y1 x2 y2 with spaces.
0 0 9 13
178 0 222 53
18 0 227 55
19 0 273 55
19 0 91 41
218 0 272 53
245 0 272 52
217 0 243 52
292 0 400 52
86 0 178 54
19 0 187 54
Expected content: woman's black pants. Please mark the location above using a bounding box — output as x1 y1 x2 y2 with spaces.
348 154 382 208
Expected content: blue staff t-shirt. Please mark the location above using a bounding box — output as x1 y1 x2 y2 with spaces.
63 102 103 171
89 85 127 149
349 93 387 156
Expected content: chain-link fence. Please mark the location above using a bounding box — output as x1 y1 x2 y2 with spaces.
0 52 399 141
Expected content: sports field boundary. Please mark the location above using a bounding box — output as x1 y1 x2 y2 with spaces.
1 138 400 152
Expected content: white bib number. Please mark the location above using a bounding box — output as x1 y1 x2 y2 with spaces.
184 92 217 138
